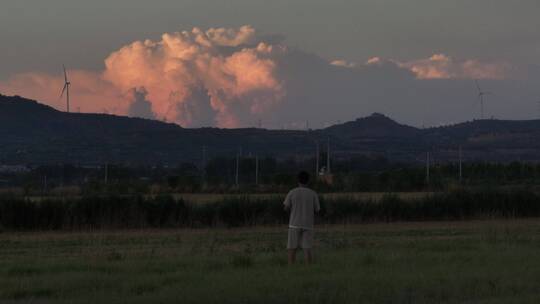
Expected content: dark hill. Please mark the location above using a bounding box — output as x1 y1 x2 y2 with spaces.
3 94 540 164
0 95 313 164
321 113 425 158
325 113 420 138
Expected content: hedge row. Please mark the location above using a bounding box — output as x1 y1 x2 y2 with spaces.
1 190 540 230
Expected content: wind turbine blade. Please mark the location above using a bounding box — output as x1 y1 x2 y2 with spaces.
63 64 68 83
60 84 67 98
475 80 481 92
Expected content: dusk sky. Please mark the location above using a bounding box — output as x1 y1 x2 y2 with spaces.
1 0 539 128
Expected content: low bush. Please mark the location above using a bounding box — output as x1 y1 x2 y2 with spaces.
1 189 540 231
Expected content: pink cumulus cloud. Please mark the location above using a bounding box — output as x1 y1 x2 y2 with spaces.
396 54 511 80
0 26 285 128
338 54 511 80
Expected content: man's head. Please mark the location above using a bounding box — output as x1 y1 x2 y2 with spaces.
297 171 310 185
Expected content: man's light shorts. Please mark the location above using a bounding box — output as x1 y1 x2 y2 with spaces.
287 228 313 249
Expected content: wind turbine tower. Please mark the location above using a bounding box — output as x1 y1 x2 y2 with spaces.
475 80 491 119
60 65 71 113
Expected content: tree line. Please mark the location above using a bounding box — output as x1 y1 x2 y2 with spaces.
2 156 540 195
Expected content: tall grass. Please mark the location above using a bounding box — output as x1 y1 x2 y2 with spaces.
1 189 540 231
3 222 540 303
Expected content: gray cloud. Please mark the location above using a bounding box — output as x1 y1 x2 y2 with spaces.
128 87 155 120
270 49 540 128
173 85 217 128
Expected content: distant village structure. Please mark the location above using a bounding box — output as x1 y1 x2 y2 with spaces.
0 165 29 173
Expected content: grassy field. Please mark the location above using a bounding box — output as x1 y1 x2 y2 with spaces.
2 220 540 303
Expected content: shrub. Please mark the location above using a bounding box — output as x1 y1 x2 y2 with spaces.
1 188 540 231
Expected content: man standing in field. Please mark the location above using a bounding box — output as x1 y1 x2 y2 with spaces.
283 171 320 265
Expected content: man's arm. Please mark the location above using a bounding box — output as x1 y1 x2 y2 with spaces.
314 193 320 213
283 192 292 211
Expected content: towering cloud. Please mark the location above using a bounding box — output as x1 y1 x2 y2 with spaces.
101 25 284 127
0 26 284 127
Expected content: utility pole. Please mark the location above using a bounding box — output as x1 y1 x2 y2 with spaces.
255 154 259 186
315 140 320 177
426 152 430 185
202 146 207 184
235 148 240 187
458 146 463 183
60 164 64 189
60 164 65 200
327 136 331 174
104 163 108 185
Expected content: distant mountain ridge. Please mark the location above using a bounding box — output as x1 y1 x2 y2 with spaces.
2 94 540 165
326 112 420 138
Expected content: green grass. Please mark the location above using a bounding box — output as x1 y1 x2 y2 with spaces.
2 220 540 303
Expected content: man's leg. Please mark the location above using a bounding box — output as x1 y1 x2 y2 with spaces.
302 229 314 264
287 228 299 265
288 249 297 264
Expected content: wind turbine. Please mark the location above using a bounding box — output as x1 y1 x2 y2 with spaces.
60 65 71 113
475 80 491 119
